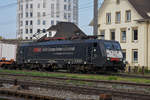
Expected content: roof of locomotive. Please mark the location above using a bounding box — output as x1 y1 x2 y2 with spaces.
20 39 119 47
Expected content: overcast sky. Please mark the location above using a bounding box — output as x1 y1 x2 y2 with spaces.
0 0 103 39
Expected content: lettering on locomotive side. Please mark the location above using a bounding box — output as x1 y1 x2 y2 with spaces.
74 59 83 63
33 47 75 52
54 52 74 55
48 60 57 63
33 48 42 52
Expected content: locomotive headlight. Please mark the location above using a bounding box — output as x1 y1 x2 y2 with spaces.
107 58 110 61
84 61 87 64
123 60 126 64
94 49 96 52
28 59 30 62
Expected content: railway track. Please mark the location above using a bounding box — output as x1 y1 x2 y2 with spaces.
57 71 150 79
0 73 150 87
0 78 150 100
1 68 150 79
109 73 150 79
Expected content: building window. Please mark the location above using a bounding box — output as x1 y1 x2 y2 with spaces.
21 13 23 18
43 12 46 16
30 20 33 25
110 30 115 40
116 12 121 23
64 4 67 10
132 27 138 42
51 20 54 25
37 12 41 17
30 29 33 34
37 29 40 33
20 21 23 26
30 4 33 9
26 29 28 34
26 12 28 18
43 2 46 8
51 4 54 17
126 10 131 22
30 12 33 17
100 30 105 40
132 49 138 63
20 5 23 11
49 32 52 37
38 3 40 8
106 13 111 24
68 4 71 11
43 20 46 25
64 13 67 19
25 37 28 40
121 29 126 43
68 13 71 21
26 21 28 25
116 0 120 4
37 20 40 25
26 4 28 9
56 11 60 18
43 29 46 33
20 29 23 34
122 49 126 60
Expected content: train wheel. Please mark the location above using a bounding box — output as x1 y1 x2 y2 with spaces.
48 65 54 72
66 64 74 73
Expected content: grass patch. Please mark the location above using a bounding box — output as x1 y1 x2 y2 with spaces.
0 69 150 84
108 76 118 81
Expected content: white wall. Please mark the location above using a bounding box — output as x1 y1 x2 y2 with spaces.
17 0 78 40
98 0 149 67
0 43 17 61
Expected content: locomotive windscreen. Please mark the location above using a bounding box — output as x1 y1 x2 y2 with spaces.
104 41 123 58
104 42 121 50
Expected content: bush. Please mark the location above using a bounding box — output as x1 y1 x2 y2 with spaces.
138 67 150 73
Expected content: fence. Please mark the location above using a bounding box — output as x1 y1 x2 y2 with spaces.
125 65 149 75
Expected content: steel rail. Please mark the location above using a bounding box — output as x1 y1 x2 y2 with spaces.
0 79 150 100
0 73 150 87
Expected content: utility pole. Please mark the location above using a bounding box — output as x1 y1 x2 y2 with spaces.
93 0 98 36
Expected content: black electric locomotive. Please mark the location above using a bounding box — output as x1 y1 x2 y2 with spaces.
16 39 125 72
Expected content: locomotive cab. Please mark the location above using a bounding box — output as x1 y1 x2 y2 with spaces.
103 41 125 71
104 41 123 61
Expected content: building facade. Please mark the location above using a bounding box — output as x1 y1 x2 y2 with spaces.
17 0 78 40
93 0 150 68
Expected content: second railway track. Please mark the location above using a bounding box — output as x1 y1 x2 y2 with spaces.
0 78 150 100
0 72 150 87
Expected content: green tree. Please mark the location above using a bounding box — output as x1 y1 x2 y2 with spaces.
0 36 3 40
